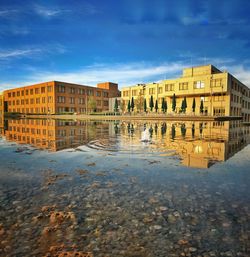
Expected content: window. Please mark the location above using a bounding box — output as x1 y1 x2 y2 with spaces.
25 99 29 104
36 98 40 104
103 91 109 97
132 90 137 96
149 88 155 94
58 85 65 93
158 87 163 94
165 84 174 92
96 91 101 97
179 82 188 90
57 96 65 103
194 81 205 89
79 98 85 104
200 96 208 102
21 90 24 96
69 97 75 104
30 99 34 104
123 91 129 97
87 89 93 96
30 89 33 95
213 107 225 116
12 92 16 97
211 79 222 87
47 86 52 92
79 88 85 95
17 91 20 96
103 100 109 106
41 87 46 93
8 93 11 97
48 96 53 103
35 88 40 94
42 97 46 103
97 100 101 106
214 95 225 102
70 87 75 94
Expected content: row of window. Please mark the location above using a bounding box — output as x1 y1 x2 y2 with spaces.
8 96 53 105
231 81 250 97
8 107 53 113
57 97 107 106
7 86 52 98
57 85 109 97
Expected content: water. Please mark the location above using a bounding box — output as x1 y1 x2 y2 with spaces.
0 118 249 256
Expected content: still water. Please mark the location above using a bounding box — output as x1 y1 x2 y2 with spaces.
0 118 249 257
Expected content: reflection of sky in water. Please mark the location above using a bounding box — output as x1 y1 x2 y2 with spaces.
0 119 250 256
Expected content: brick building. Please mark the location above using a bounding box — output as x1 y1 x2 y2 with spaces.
3 81 120 114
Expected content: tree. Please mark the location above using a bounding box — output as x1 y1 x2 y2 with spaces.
144 98 147 113
181 99 185 113
155 100 158 113
131 97 135 112
183 96 187 113
164 100 168 113
161 98 165 113
192 98 196 113
127 100 131 113
87 96 97 112
114 98 118 113
172 94 176 112
200 99 204 114
150 95 154 111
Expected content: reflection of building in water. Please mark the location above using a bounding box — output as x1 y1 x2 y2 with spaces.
119 120 250 168
4 119 111 151
2 118 250 168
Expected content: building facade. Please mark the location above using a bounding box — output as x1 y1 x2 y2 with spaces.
121 65 250 121
3 81 119 114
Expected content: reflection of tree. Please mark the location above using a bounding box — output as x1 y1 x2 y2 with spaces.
181 124 186 138
192 123 195 138
87 97 97 112
171 124 176 140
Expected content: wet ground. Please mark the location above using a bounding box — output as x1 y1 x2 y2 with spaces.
0 119 249 257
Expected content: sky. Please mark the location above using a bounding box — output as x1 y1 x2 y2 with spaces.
0 0 250 91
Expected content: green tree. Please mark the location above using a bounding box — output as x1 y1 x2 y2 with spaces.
181 99 185 113
127 100 131 113
192 98 196 113
200 99 204 114
87 96 97 113
143 98 147 113
150 95 154 111
131 97 135 112
161 98 165 113
114 98 118 113
164 100 168 113
183 96 187 113
155 100 158 113
172 94 176 112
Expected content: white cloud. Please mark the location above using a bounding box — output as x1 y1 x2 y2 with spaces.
0 49 42 59
33 5 70 18
1 60 249 92
0 44 66 60
0 9 19 18
0 62 187 90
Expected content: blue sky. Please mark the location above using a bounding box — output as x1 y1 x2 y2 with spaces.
0 0 250 91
